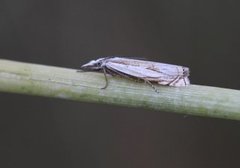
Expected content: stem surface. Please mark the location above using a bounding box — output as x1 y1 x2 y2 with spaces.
0 59 239 120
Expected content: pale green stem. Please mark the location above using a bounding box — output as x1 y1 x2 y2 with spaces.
0 59 239 120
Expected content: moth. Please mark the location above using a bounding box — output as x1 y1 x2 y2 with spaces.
79 57 190 91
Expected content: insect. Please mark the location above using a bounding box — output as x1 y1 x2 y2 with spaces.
79 57 190 91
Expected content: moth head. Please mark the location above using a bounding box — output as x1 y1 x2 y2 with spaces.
81 58 106 70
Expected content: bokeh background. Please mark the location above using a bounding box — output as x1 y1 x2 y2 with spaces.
1 0 240 167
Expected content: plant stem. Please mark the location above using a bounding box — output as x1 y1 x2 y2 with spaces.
0 59 239 120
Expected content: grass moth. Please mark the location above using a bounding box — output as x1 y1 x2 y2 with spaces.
79 57 190 91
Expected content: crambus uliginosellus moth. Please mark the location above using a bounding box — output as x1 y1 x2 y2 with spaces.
79 57 190 92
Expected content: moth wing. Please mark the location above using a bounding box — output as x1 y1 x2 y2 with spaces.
109 57 187 77
105 62 163 78
158 76 190 86
105 61 190 86
142 62 188 78
173 77 190 86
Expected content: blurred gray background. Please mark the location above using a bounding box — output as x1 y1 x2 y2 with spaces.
1 0 240 167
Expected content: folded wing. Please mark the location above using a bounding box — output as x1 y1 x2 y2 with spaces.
105 62 182 82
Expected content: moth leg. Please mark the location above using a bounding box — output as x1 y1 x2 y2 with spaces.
143 79 159 93
101 68 109 89
105 68 117 77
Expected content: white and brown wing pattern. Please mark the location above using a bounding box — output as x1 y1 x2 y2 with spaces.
105 57 190 86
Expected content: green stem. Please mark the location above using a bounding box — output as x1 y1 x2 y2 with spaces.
0 59 239 120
